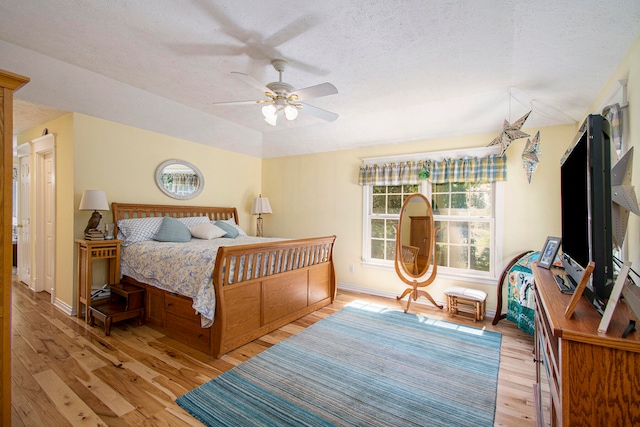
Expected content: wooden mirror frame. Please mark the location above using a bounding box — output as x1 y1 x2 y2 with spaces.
396 193 434 278
155 159 204 200
394 193 442 313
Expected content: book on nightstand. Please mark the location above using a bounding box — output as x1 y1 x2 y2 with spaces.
84 230 105 241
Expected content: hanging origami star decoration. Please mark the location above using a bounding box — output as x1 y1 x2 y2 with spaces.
521 131 541 183
611 147 640 248
488 111 531 157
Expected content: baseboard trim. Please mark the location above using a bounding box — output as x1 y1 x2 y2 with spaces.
53 298 73 316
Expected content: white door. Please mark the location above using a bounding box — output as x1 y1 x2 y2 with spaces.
36 151 55 294
17 144 31 288
32 134 55 299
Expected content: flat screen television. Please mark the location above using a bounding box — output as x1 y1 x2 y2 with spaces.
560 114 613 311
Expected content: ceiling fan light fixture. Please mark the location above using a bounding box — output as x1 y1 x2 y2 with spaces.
262 103 277 118
284 105 298 121
264 111 278 126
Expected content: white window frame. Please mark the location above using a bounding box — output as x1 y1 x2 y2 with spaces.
361 146 504 284
364 182 431 268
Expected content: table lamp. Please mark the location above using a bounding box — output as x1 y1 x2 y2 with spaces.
251 194 272 237
79 190 109 240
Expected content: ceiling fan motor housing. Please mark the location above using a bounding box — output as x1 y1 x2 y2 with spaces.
271 59 289 73
266 81 295 97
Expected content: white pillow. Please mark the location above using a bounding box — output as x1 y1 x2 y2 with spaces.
221 217 247 236
177 216 211 228
117 217 164 246
190 222 226 240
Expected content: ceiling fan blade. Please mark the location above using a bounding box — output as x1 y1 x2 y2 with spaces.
263 16 322 48
212 100 270 106
299 102 339 122
290 82 338 101
231 72 275 96
190 0 253 46
169 43 245 56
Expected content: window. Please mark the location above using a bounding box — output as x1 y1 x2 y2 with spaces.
432 182 493 273
360 147 504 282
369 184 420 262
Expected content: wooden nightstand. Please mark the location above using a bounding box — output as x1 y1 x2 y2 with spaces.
75 238 123 322
88 283 145 336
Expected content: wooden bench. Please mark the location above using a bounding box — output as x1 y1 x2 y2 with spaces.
88 283 145 336
444 286 487 322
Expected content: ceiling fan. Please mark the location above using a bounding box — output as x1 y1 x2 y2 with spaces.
213 59 338 126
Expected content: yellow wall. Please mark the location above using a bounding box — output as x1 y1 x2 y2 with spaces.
262 124 575 309
18 113 262 310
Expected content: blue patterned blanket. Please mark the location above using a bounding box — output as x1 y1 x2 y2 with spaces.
121 236 284 327
506 251 539 334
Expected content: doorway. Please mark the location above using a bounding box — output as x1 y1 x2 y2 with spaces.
17 133 56 301
17 143 30 287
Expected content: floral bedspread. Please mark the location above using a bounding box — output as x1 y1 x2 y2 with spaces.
120 236 284 327
506 251 539 335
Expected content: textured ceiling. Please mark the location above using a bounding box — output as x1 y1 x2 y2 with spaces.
2 1 639 158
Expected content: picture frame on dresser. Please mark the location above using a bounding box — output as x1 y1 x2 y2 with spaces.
598 262 631 333
564 261 594 319
538 236 561 269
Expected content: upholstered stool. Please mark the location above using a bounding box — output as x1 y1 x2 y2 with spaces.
444 286 487 322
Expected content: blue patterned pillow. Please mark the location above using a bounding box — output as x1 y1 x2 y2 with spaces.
214 220 239 238
117 217 164 246
220 217 247 236
154 216 192 242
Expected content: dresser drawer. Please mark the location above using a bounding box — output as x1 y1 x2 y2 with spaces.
165 293 199 322
165 313 211 353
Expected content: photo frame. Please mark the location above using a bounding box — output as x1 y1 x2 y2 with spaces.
538 236 561 269
564 261 594 319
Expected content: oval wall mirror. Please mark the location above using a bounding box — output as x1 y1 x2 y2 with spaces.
396 193 434 278
155 159 204 200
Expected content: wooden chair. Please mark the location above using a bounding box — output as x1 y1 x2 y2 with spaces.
401 245 420 275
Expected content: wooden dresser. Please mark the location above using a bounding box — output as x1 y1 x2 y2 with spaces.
532 264 640 426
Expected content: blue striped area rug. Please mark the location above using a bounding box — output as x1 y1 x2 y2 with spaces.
176 302 502 426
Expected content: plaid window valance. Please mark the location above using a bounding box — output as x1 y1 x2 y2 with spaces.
358 154 507 185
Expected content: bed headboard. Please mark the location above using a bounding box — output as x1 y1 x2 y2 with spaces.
112 203 239 234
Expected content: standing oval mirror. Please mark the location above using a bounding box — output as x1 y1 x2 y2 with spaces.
155 159 204 200
396 193 434 277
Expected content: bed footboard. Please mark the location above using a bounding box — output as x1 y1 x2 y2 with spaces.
211 236 337 357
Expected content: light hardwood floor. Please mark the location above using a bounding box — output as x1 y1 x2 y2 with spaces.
10 278 537 426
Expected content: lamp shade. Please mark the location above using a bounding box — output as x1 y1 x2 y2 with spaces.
251 195 272 215
79 190 109 211
262 104 277 118
284 105 298 121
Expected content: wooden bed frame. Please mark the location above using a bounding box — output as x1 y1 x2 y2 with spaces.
112 203 337 358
